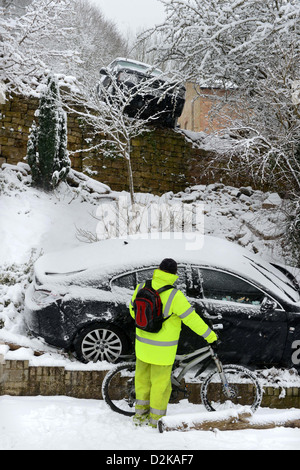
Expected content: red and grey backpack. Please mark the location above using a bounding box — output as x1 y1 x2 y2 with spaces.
133 280 173 333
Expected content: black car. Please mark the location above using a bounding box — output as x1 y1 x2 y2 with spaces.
24 235 300 369
97 58 186 128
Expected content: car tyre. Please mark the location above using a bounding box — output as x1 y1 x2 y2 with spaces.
74 323 130 363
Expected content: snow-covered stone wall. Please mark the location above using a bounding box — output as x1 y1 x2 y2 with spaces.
0 93 280 195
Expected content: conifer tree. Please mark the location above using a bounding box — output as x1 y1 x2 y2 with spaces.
26 120 42 186
27 74 71 190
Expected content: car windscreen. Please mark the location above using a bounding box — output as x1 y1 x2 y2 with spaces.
248 258 300 303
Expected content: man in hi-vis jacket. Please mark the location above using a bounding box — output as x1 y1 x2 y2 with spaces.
129 258 217 429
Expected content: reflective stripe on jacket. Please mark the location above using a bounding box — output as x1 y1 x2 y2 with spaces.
129 268 214 365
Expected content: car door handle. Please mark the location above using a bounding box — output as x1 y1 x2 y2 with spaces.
203 311 223 320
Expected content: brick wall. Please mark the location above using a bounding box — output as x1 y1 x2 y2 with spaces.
0 357 299 408
0 93 272 195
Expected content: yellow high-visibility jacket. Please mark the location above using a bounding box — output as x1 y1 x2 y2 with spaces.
129 269 217 365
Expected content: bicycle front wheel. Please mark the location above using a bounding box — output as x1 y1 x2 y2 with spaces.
201 365 262 413
102 362 136 416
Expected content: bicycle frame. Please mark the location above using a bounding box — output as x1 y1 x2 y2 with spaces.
171 345 213 387
172 345 233 399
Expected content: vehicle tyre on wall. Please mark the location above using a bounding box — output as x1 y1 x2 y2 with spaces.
74 323 129 363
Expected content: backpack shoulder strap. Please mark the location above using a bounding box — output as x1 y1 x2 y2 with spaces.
157 285 174 294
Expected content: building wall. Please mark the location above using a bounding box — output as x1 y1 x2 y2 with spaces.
178 83 238 133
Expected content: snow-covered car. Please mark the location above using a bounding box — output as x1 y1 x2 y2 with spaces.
96 58 186 128
24 235 300 369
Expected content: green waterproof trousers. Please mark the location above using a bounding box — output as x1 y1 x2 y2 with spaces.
134 358 173 428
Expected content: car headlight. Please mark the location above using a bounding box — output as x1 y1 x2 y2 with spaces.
117 71 140 85
32 289 64 306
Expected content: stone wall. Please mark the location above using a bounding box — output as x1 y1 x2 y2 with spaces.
0 93 267 196
0 357 299 408
0 357 106 400
0 93 87 171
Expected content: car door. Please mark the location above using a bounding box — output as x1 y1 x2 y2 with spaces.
188 266 288 366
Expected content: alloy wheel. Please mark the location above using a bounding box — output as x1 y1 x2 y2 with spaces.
81 327 123 363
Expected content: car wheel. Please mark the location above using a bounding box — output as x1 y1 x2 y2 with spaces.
74 323 129 363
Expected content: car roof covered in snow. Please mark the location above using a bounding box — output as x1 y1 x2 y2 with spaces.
107 58 164 77
34 234 300 304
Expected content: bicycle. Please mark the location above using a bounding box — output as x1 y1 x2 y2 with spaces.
101 345 263 417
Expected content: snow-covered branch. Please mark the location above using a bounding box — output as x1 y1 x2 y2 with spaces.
0 0 127 95
147 0 300 199
0 0 77 94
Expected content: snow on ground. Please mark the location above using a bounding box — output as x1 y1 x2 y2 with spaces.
0 396 300 450
1 162 300 450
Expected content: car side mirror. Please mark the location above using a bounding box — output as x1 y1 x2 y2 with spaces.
260 296 277 314
100 67 108 75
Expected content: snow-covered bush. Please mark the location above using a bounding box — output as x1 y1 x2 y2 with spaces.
27 74 71 191
0 250 38 335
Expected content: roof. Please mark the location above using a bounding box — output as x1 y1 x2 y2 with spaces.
34 235 300 304
109 57 162 71
107 58 163 77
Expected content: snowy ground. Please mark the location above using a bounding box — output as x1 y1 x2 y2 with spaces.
1 396 300 450
0 162 300 450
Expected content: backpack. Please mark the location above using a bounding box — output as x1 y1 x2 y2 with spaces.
133 280 173 333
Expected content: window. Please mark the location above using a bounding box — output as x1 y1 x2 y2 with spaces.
188 267 204 298
198 268 265 305
137 268 155 284
111 265 187 293
176 267 187 294
111 272 136 289
137 266 187 293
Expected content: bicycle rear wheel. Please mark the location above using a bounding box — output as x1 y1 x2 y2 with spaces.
201 365 262 413
102 362 136 416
